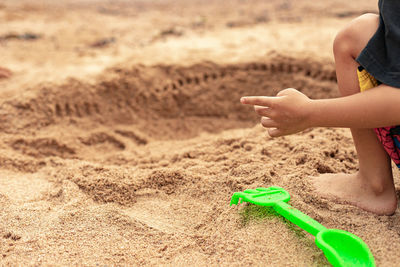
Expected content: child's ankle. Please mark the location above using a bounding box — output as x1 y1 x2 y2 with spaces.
357 170 394 195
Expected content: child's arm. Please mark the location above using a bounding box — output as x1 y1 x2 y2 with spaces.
241 86 400 137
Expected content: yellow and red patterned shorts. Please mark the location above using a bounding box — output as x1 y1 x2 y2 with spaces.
357 67 400 168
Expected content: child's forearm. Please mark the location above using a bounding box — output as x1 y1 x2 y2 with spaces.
310 85 400 128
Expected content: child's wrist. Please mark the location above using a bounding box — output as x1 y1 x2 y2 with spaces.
304 99 319 128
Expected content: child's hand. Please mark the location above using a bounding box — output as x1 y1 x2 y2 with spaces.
240 88 313 137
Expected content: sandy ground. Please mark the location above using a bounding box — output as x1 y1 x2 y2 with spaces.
1 0 400 266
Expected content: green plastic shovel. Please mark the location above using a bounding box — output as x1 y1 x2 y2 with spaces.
230 186 375 267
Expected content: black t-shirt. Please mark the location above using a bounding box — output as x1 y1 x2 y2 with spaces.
356 0 400 88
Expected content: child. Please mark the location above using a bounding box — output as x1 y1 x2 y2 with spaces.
241 1 400 216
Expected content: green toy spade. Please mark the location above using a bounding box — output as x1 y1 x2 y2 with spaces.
230 186 375 267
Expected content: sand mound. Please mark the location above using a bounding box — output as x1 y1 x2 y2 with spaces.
1 54 400 266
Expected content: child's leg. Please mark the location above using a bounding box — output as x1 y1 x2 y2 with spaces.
312 14 398 215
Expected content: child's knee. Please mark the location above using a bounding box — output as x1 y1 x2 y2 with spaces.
333 26 354 59
333 13 379 59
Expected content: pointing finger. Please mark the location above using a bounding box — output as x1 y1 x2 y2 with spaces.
240 96 278 107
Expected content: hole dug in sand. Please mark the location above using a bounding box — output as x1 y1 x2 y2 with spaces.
1 55 337 142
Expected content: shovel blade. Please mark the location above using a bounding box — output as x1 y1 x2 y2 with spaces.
316 229 375 267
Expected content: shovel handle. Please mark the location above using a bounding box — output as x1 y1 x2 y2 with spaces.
273 201 326 236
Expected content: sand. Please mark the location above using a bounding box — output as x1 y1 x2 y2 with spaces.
1 0 400 266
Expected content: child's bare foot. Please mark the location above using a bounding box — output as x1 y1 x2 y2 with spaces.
311 172 397 215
